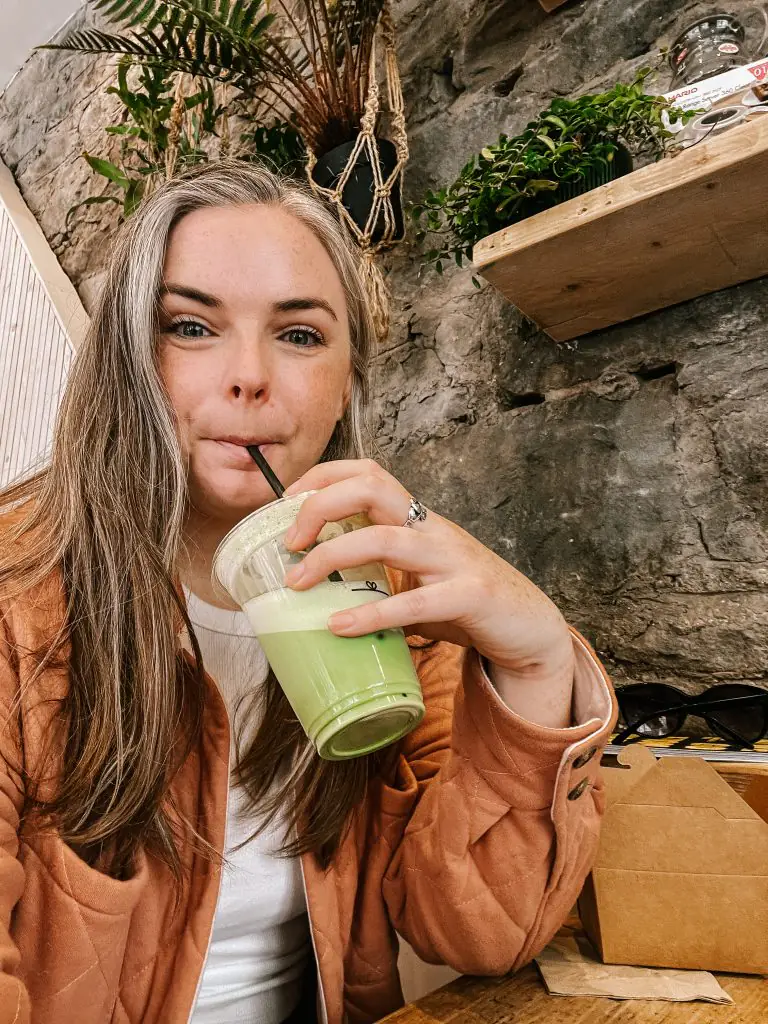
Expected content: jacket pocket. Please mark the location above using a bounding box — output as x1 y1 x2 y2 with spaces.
15 837 150 1020
26 833 148 915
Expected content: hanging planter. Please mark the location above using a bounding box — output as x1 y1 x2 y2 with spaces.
303 1 409 340
311 136 404 244
46 1 409 339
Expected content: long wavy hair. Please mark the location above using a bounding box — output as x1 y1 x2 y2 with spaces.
0 160 384 878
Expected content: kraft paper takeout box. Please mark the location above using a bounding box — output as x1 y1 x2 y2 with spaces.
578 745 768 975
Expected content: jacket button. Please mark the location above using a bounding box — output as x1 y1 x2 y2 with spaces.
567 777 591 801
573 745 598 770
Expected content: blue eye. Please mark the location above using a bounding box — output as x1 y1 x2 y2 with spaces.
168 318 210 339
281 327 324 348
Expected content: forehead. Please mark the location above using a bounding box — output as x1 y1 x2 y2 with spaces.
162 203 347 311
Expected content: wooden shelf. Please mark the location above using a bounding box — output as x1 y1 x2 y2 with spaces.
472 116 768 342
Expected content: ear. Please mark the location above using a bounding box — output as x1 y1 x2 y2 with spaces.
339 368 353 420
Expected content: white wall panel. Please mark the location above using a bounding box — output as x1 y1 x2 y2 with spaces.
0 158 87 487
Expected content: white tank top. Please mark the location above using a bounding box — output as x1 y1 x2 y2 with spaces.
183 587 312 1024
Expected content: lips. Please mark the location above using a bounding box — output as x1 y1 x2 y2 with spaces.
214 435 274 447
211 438 278 465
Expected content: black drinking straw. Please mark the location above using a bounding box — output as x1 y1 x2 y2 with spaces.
246 445 343 583
246 445 284 497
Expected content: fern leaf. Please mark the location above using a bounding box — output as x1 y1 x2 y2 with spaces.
41 28 157 58
46 2 273 94
93 0 270 37
200 22 217 67
229 0 247 33
219 35 233 72
93 0 172 29
246 12 273 41
238 0 263 37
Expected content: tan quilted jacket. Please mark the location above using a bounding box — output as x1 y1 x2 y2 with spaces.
0 562 615 1024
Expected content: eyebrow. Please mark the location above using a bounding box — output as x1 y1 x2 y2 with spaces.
160 284 222 308
160 285 338 321
275 297 338 322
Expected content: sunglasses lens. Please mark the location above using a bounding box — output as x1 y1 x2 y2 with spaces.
617 686 687 738
705 685 767 744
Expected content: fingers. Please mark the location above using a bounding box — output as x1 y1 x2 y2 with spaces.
283 525 444 589
284 476 417 553
284 459 385 498
327 581 466 636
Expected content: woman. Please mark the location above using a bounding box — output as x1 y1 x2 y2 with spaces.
0 162 615 1024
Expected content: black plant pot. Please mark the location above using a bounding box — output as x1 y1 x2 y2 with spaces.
557 145 634 203
312 137 404 244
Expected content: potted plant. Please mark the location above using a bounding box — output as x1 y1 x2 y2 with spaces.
411 70 693 277
252 0 407 245
47 0 406 244
65 57 226 223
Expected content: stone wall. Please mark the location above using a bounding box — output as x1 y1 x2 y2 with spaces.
2 0 767 695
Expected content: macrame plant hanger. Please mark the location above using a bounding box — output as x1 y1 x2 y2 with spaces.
165 74 187 182
165 75 233 182
305 0 409 343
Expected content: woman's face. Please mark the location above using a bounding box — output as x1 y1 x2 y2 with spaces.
158 203 353 525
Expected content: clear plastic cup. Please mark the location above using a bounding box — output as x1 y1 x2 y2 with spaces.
212 492 425 760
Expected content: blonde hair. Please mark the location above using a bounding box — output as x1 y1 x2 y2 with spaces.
0 161 382 877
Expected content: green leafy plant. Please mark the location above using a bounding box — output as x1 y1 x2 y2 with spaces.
46 1 276 95
240 119 307 176
44 0 386 156
64 51 307 226
66 57 224 222
411 70 695 279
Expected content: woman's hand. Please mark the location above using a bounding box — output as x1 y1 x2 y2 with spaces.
281 461 575 717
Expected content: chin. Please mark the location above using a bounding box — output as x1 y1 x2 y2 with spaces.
188 471 276 524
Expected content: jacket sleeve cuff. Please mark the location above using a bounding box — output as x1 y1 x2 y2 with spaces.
454 629 617 797
480 631 612 731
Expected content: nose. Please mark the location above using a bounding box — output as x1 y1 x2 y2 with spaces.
225 333 270 403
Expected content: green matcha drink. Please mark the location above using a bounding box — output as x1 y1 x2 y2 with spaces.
212 493 425 759
245 581 423 758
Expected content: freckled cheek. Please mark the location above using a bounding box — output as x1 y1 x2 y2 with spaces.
286 364 347 440
302 395 338 441
158 348 203 441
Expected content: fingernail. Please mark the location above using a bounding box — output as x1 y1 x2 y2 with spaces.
284 525 298 548
329 612 355 632
285 562 305 586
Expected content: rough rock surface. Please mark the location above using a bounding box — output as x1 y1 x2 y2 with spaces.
1 0 767 694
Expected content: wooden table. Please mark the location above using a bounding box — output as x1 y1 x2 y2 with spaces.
381 958 767 1023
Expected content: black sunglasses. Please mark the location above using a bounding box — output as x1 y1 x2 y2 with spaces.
614 683 768 748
